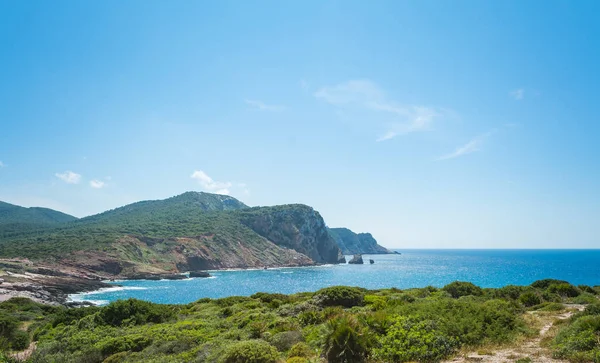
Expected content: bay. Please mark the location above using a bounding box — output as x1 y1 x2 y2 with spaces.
69 249 600 305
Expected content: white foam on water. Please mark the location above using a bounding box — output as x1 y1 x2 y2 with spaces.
82 286 148 295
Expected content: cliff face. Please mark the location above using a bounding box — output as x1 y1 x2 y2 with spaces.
329 228 392 255
239 205 344 264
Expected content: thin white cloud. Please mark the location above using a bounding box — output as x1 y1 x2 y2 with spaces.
314 79 446 141
55 171 82 184
90 179 105 189
438 131 495 160
314 79 383 105
190 170 235 195
0 161 4 168
244 99 285 112
510 89 525 100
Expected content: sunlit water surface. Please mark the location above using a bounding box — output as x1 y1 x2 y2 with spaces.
70 249 600 305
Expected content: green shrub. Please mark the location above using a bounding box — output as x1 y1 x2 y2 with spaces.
96 335 152 357
442 281 483 298
537 302 565 311
286 357 309 363
269 331 303 352
548 283 580 298
288 342 313 358
10 330 30 350
493 285 529 300
578 285 596 295
373 316 457 362
519 292 542 307
553 315 600 360
364 295 388 311
531 279 569 289
298 310 321 326
222 340 279 363
323 314 371 363
314 286 364 308
571 293 598 304
215 296 253 307
251 292 290 304
98 299 175 326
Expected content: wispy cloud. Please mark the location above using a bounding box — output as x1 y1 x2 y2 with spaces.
90 179 105 189
191 170 239 195
244 99 285 112
438 131 495 160
0 161 4 168
314 79 447 142
55 171 82 184
510 88 525 100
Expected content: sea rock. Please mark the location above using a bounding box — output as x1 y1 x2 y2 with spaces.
369 259 374 264
189 271 211 278
128 273 188 281
348 254 364 264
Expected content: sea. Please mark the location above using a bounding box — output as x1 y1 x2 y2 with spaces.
69 249 600 305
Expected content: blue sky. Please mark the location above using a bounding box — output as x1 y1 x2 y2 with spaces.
1 1 599 248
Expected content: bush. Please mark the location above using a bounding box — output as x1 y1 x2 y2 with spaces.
288 342 312 358
548 283 580 298
286 358 309 363
442 281 483 298
98 299 175 326
314 286 364 308
572 293 598 304
537 302 565 311
493 285 529 300
364 295 387 311
531 279 569 289
519 292 542 307
578 285 597 295
269 331 303 352
553 315 600 360
10 330 30 350
373 316 457 362
96 335 153 357
323 314 371 363
251 292 290 304
222 340 279 363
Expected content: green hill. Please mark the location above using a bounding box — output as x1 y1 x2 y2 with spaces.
0 192 343 276
0 201 77 225
329 227 392 254
0 201 78 237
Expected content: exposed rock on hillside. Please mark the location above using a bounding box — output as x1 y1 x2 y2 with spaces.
239 205 344 264
329 228 392 255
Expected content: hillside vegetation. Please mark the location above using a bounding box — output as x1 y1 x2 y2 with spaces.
0 193 343 275
0 280 597 362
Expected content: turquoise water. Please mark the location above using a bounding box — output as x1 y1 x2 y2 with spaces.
70 249 600 305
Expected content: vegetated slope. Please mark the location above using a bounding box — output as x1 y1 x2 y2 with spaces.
0 201 77 225
0 192 343 275
0 201 78 237
7 279 592 363
329 227 392 254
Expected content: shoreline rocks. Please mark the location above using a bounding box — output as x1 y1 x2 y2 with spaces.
189 271 211 278
348 254 364 264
